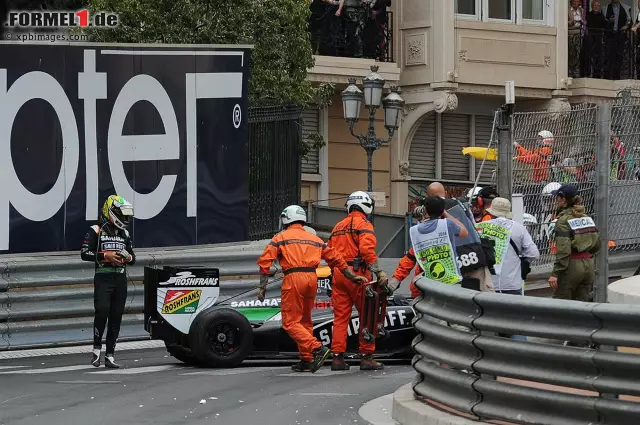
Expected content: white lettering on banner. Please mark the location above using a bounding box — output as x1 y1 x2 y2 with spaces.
0 70 80 250
108 74 180 220
78 50 107 221
0 49 245 250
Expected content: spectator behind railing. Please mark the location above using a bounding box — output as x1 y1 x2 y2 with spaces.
568 0 639 80
586 0 608 78
568 0 584 78
308 0 392 61
606 0 630 80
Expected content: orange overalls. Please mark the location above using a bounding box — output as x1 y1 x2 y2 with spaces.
392 248 422 299
328 211 378 355
515 144 553 183
257 223 348 362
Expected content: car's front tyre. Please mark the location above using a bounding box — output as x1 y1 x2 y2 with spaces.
188 307 254 368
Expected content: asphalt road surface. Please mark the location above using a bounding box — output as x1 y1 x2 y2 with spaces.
0 348 412 425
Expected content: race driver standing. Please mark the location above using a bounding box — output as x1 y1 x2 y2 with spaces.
257 205 366 373
328 191 388 371
81 195 136 369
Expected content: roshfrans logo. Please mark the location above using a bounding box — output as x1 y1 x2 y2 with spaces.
5 9 118 29
159 271 220 287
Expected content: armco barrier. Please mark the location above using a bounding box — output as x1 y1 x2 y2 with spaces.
0 240 272 350
411 277 640 425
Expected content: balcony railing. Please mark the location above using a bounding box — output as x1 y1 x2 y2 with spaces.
569 27 636 80
308 4 394 63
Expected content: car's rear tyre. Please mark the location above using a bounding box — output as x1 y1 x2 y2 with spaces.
165 342 200 366
188 307 253 368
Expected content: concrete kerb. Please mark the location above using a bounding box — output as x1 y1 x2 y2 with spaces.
392 383 490 425
608 275 640 304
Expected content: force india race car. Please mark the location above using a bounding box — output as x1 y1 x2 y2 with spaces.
143 265 416 367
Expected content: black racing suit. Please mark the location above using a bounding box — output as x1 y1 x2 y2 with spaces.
81 222 136 355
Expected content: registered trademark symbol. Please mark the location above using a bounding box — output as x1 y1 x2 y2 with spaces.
233 104 241 129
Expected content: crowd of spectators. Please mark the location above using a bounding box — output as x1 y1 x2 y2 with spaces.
569 0 640 80
308 0 392 61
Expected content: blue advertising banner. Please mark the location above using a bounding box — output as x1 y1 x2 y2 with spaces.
0 42 251 253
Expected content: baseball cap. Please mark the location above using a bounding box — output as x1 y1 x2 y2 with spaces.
551 184 578 198
479 186 499 199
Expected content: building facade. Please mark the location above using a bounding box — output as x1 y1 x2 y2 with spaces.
302 0 639 214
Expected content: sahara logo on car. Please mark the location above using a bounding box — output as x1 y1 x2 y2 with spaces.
159 271 219 287
231 298 281 307
162 290 202 314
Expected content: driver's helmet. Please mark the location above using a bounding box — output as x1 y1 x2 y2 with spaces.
102 195 134 230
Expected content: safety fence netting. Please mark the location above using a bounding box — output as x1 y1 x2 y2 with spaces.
510 105 597 266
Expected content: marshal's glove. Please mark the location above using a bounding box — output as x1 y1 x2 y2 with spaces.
375 270 388 285
342 267 367 284
382 277 401 295
257 274 269 302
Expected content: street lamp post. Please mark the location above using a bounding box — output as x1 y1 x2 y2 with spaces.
341 65 405 193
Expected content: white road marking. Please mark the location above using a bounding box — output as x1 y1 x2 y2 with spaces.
0 392 40 405
277 368 359 377
180 366 281 376
87 365 181 375
0 366 28 370
289 393 359 396
0 340 165 360
56 380 122 384
0 365 95 374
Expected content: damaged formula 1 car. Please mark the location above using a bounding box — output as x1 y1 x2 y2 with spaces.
143 265 416 368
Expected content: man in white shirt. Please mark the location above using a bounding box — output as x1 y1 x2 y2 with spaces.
476 198 540 295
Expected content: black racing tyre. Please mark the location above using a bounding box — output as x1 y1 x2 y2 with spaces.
165 342 201 366
188 307 254 368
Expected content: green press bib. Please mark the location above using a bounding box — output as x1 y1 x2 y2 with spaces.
476 218 514 276
410 219 462 285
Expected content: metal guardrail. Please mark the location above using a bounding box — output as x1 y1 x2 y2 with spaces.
412 277 640 425
0 241 273 350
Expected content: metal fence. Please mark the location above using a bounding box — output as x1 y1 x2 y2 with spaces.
249 106 302 241
308 5 393 62
568 27 636 80
511 105 598 266
0 241 273 350
412 277 640 425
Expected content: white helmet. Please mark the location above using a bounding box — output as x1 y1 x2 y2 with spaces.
523 213 538 226
346 191 374 215
466 186 483 199
538 130 554 145
280 205 306 226
542 182 562 197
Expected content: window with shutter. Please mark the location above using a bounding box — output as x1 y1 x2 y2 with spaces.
441 114 471 181
474 115 497 183
408 113 437 180
301 108 320 174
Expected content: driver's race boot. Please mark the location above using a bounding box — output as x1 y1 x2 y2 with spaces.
291 360 313 372
104 354 121 369
360 354 384 371
331 353 350 371
309 346 331 373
